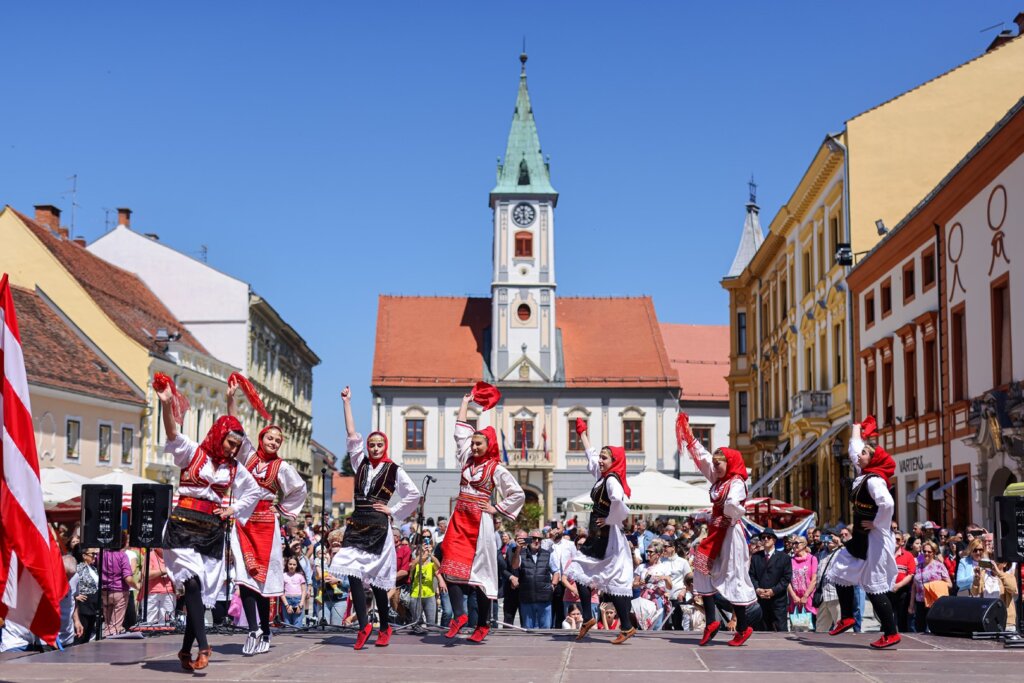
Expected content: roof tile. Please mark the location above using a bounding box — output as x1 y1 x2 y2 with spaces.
660 323 730 401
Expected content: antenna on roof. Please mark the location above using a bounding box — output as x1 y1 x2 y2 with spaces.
102 207 113 233
748 174 757 204
979 21 1004 33
198 244 208 263
61 174 80 239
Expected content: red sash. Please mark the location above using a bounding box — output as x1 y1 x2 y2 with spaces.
236 499 276 583
692 477 744 575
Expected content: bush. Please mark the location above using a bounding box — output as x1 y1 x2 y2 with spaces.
516 502 543 530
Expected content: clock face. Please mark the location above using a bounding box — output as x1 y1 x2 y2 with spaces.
512 202 536 227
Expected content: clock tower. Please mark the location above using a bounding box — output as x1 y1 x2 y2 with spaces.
489 52 559 383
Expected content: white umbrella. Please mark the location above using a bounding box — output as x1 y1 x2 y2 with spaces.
40 467 91 508
565 469 710 515
92 468 161 487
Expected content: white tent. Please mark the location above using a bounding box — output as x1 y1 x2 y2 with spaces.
40 467 92 508
91 468 161 488
565 469 709 516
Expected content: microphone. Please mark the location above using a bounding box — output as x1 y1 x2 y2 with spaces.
427 475 438 483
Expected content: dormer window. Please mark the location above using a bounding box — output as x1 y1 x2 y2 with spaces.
518 160 530 185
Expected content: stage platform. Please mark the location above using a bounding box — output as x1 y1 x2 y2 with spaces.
2 629 1022 682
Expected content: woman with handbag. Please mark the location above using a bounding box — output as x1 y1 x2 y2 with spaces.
912 540 952 633
813 534 841 633
825 416 901 649
787 537 817 631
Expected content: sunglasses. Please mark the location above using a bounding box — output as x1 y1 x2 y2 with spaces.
529 537 542 542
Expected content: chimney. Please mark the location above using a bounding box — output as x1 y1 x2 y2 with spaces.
34 204 62 233
986 29 1015 52
1015 12 1024 34
117 207 132 228
72 237 87 247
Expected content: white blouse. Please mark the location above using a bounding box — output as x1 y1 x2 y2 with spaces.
164 433 262 525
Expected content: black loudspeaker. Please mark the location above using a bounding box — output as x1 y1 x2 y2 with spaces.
992 496 1024 563
926 596 1007 636
129 484 173 548
81 484 123 549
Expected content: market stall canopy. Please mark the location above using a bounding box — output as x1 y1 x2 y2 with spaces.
565 469 709 515
40 467 92 508
46 469 165 516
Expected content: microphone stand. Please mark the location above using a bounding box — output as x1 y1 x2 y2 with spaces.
393 475 447 634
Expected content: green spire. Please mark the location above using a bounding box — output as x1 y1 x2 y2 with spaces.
491 52 557 200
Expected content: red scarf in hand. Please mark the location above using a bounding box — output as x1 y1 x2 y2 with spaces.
153 372 190 426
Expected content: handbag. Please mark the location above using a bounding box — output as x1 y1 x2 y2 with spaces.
812 552 836 609
789 606 813 632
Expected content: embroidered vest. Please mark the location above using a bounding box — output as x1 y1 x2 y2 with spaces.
245 454 283 495
355 459 399 505
460 459 499 497
179 449 237 498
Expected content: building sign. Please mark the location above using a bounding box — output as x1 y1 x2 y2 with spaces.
896 451 939 475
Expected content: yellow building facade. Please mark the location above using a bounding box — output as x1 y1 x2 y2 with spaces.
723 32 1024 524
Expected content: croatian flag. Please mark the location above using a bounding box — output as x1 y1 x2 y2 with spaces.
542 423 550 461
0 274 68 647
499 429 509 464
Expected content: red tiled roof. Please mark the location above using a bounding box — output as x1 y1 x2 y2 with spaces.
11 285 146 405
14 209 207 356
372 295 678 389
659 323 730 402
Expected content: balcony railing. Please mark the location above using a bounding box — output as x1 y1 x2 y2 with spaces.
751 418 782 441
505 449 556 470
791 391 831 419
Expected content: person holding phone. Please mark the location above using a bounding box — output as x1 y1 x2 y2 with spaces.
967 545 1017 629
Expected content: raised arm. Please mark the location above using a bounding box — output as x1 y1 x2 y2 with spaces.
457 391 473 423
341 387 357 439
848 422 864 476
226 374 239 418
578 420 602 479
156 385 178 442
678 412 713 481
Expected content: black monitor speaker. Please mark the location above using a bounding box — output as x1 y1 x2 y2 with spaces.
129 483 173 548
926 596 1007 636
80 484 123 549
992 496 1024 563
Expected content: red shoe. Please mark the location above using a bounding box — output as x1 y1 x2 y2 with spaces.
375 626 392 647
699 621 721 646
467 626 489 643
445 614 468 639
353 624 373 650
727 627 753 647
869 634 901 649
828 617 857 636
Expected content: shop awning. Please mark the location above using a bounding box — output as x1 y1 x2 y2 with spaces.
931 474 968 500
776 421 849 480
909 480 940 500
749 421 848 496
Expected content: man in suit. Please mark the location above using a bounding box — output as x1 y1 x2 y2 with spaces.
749 529 792 631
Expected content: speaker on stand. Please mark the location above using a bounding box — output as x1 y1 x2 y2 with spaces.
81 484 123 641
991 495 1024 647
128 484 173 630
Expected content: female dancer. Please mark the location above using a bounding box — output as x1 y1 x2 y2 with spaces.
328 387 420 650
826 416 900 649
156 377 261 672
678 412 757 647
226 378 308 656
440 390 524 643
564 419 637 645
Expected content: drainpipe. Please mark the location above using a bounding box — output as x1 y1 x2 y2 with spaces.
934 222 950 527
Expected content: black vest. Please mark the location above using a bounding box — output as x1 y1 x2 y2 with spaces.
342 460 400 555
579 475 619 560
845 474 882 560
518 548 554 604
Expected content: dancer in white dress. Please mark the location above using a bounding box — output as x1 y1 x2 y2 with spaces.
826 416 900 649
678 412 757 647
440 390 525 643
564 419 638 645
328 387 420 650
156 376 261 672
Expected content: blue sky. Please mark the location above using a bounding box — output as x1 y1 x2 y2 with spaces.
2 2 1021 453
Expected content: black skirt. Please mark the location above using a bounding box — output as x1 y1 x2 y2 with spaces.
579 520 610 560
163 505 226 560
342 504 390 555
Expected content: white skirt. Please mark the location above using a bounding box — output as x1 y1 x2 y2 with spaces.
230 516 285 597
328 541 398 591
693 523 757 606
164 548 227 608
827 529 897 595
565 525 633 598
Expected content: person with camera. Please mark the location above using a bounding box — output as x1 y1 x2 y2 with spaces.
967 542 1017 630
563 419 638 645
408 533 445 626
511 531 561 628
501 530 527 626
327 387 421 650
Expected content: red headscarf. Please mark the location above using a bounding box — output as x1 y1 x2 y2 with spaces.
714 448 748 483
470 426 501 466
603 446 631 498
858 416 895 482
365 431 392 466
256 425 284 462
199 415 245 464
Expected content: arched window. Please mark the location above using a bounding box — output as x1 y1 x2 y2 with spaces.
515 231 533 258
518 160 530 185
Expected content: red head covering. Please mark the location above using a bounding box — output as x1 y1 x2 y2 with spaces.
862 445 896 482
471 382 502 411
199 415 245 464
470 426 501 466
603 446 631 498
365 431 392 466
256 425 284 462
713 448 748 483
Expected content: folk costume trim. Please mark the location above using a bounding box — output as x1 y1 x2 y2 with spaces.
692 447 747 576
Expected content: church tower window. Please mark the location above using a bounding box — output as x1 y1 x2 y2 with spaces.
514 231 533 258
518 160 530 185
517 304 532 321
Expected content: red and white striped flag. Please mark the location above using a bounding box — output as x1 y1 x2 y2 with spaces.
0 274 67 646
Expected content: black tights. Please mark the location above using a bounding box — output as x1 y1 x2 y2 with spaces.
575 585 633 630
702 595 748 632
349 577 390 630
447 582 491 628
837 584 897 636
240 585 270 636
181 577 208 652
